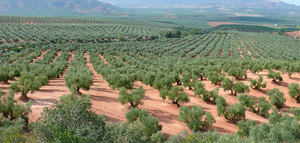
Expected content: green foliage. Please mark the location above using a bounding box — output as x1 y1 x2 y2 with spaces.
268 109 282 124
257 97 271 118
10 71 48 99
288 83 300 102
181 72 196 90
179 105 215 132
216 96 227 116
185 131 220 143
237 94 256 112
237 120 257 137
267 88 286 109
0 66 14 83
162 30 182 38
0 117 26 143
250 115 300 143
118 86 145 108
221 77 234 95
232 82 250 96
0 90 31 124
225 103 246 124
160 86 189 107
290 108 300 120
267 70 283 84
125 108 162 137
64 66 93 94
249 63 263 74
34 94 107 142
0 89 31 142
194 81 219 103
227 67 247 79
250 76 266 90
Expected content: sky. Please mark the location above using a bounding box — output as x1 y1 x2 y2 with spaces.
281 0 300 5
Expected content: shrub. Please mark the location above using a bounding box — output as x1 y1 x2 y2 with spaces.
64 66 93 94
181 72 196 90
227 67 247 79
118 86 145 108
0 90 31 124
257 97 271 118
10 71 48 100
179 105 215 132
125 108 162 137
0 66 14 83
204 88 219 104
290 108 300 120
221 77 234 95
225 103 246 124
194 81 207 97
160 86 189 107
267 70 283 84
249 76 266 90
216 96 227 116
267 88 286 109
288 83 300 103
268 109 282 124
249 64 263 74
34 94 107 142
232 82 250 96
237 94 256 112
249 115 300 143
237 120 257 137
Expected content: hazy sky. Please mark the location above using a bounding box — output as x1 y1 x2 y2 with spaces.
281 0 300 5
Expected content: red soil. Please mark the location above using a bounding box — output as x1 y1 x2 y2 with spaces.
285 31 300 39
0 53 299 136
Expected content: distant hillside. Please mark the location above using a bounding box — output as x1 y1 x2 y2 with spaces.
0 0 121 16
102 0 300 16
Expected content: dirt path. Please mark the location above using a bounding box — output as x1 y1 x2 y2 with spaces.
240 38 254 59
32 51 46 63
17 52 74 122
82 53 126 122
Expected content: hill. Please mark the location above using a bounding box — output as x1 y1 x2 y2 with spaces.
0 0 121 16
102 0 300 16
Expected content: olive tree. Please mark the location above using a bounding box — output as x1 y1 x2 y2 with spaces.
267 88 286 109
160 86 189 107
237 119 257 137
118 86 145 108
0 66 13 83
250 76 266 90
64 67 93 94
221 77 234 95
227 67 247 80
33 94 107 142
0 89 31 124
257 97 271 118
216 96 227 116
125 108 162 137
181 72 196 90
10 72 48 100
288 83 300 103
194 81 218 103
232 82 250 96
225 103 246 124
179 105 215 132
267 70 283 84
237 94 256 112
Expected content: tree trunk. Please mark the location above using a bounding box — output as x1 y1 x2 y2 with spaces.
76 87 80 94
230 89 233 95
189 87 193 90
20 93 29 101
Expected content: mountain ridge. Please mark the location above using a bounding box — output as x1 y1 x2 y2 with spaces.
0 0 121 16
101 0 300 16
